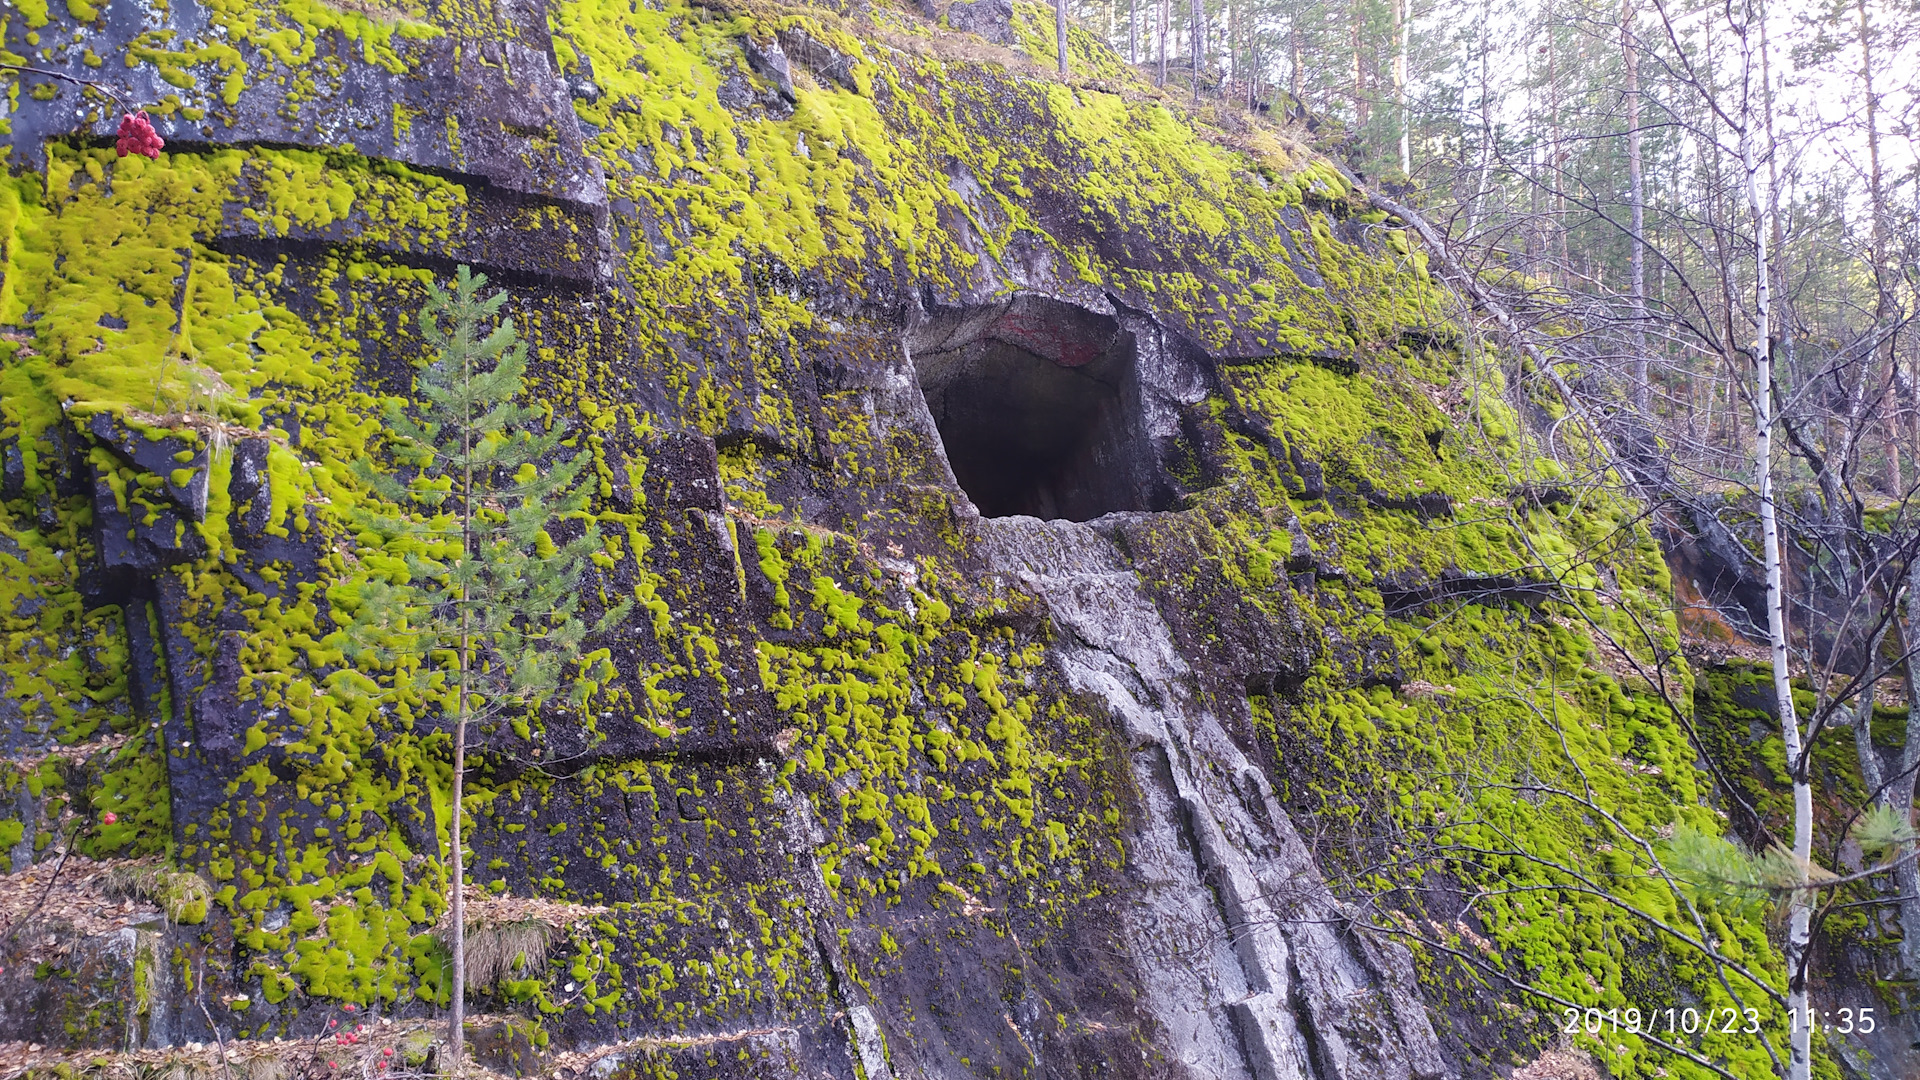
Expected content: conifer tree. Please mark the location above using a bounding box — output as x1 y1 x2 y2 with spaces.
340 266 624 1074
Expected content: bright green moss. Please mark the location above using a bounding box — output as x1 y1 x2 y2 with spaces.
0 3 1784 1072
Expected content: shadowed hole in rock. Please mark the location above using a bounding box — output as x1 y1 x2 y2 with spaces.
913 297 1160 522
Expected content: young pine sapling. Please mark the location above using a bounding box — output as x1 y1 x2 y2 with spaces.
339 266 626 1073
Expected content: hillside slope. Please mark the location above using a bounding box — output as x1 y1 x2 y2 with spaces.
0 0 1776 1077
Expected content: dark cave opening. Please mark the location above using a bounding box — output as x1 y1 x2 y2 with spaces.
914 299 1154 522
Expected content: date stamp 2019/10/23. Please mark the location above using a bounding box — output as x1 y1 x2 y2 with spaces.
1559 1006 1876 1038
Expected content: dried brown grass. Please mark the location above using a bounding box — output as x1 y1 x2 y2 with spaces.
1512 1048 1604 1080
103 862 212 924
434 889 611 988
459 919 558 989
313 0 422 23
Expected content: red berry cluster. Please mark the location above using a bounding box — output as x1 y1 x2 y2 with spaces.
115 111 164 159
329 1010 371 1047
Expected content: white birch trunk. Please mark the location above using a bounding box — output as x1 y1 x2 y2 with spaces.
1465 10 1493 238
1733 2 1808 1072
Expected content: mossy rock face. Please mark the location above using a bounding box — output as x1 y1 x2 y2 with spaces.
467 1016 549 1077
0 926 153 1049
0 0 1778 1077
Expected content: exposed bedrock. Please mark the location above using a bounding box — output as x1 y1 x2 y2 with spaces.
0 0 1700 1077
981 517 1446 1080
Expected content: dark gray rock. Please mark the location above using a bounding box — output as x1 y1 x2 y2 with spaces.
743 35 797 102
87 412 208 522
946 0 1016 43
228 437 274 550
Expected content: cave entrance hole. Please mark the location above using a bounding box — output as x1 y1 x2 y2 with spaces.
912 296 1160 522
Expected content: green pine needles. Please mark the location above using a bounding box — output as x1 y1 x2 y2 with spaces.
338 265 627 1071
1667 805 1920 918
345 266 619 721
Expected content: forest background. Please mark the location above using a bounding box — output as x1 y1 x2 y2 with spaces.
1046 0 1919 1073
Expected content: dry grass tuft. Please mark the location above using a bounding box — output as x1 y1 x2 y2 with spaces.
1512 1048 1603 1080
103 862 212 925
459 919 558 989
0 1017 447 1080
101 862 171 904
434 888 611 988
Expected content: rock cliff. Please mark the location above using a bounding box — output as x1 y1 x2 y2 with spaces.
0 1 1769 1077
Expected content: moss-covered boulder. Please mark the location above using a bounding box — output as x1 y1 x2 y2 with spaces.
0 0 1777 1077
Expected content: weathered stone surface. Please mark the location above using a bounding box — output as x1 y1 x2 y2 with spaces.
0 0 1725 1076
946 0 1017 43
981 516 1447 1080
3 1 605 210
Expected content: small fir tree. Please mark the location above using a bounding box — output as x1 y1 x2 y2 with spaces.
340 266 624 1073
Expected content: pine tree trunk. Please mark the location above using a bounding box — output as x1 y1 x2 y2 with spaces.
1547 15 1566 282
1524 44 1538 269
449 686 467 1073
1057 0 1070 74
448 322 476 1077
1623 0 1647 415
1158 0 1169 85
1858 0 1883 320
1854 0 1899 496
1190 0 1203 104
